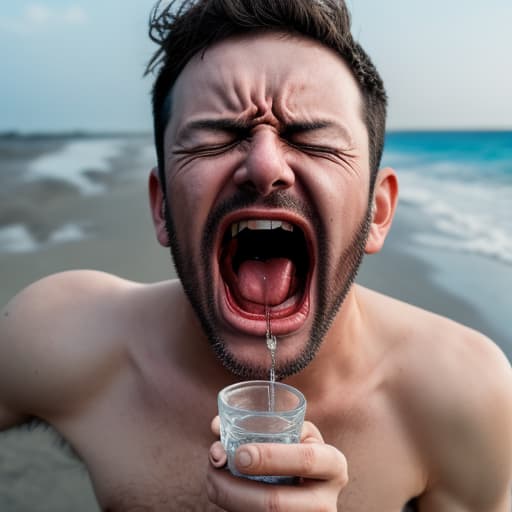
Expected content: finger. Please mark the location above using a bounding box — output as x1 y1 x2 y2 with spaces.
300 420 324 444
211 415 220 437
206 464 340 512
209 441 227 468
234 442 348 483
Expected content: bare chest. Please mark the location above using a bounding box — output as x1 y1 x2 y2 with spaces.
70 398 423 512
58 348 426 512
81 413 221 511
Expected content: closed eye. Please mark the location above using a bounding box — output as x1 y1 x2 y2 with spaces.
175 118 252 156
280 121 352 157
173 140 241 157
287 141 338 154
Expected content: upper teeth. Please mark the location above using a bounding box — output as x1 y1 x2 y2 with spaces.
231 219 294 237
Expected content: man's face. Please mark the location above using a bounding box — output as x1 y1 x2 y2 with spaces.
161 32 372 379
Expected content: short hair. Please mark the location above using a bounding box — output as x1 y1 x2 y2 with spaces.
145 0 387 192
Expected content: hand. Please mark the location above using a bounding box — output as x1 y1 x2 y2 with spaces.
207 416 348 511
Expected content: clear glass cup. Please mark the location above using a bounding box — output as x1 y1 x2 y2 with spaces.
218 380 306 484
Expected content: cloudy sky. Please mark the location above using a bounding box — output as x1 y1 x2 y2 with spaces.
0 0 511 133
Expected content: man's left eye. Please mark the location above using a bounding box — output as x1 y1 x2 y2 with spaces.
290 141 335 154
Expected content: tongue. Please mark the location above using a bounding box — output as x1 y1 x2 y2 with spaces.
238 258 295 305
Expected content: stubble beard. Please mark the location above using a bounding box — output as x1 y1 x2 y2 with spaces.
164 189 372 380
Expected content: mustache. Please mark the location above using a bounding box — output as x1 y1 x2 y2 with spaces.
204 189 316 237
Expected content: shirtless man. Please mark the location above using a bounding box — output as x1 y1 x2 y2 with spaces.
1 0 511 510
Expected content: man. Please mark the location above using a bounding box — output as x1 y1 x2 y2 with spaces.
1 0 511 510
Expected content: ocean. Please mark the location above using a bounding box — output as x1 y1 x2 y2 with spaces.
384 131 512 266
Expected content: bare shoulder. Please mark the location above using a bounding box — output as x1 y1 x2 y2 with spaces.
0 270 172 426
358 284 509 376
360 285 511 417
358 286 512 509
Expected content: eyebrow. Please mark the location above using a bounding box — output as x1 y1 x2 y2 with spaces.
281 120 334 135
179 118 252 140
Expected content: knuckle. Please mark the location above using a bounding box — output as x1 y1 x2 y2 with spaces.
301 443 317 474
308 491 332 512
332 449 349 486
265 488 283 512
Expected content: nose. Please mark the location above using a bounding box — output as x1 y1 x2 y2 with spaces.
233 129 295 196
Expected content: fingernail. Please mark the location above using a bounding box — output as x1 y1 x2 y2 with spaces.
237 449 252 468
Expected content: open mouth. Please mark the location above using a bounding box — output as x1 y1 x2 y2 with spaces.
219 215 313 329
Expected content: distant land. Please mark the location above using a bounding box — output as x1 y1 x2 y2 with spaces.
0 130 152 140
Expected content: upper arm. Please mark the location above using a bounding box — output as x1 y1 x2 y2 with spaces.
0 270 127 430
419 332 512 511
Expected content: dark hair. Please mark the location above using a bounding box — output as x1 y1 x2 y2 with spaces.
145 0 387 192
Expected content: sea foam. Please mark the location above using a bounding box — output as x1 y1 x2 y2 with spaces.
383 132 512 267
25 138 124 195
397 171 512 265
0 224 39 253
0 222 89 254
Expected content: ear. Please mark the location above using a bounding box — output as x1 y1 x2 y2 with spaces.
148 167 170 247
365 167 399 254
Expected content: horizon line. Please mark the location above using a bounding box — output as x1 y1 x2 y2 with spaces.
1 127 511 138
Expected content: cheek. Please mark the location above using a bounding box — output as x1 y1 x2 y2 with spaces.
166 175 207 246
166 152 242 224
299 166 370 256
171 175 212 211
300 163 369 225
167 160 215 210
166 165 226 255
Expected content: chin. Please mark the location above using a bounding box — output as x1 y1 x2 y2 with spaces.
216 322 314 369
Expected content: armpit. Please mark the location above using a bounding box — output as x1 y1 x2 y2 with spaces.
18 416 84 463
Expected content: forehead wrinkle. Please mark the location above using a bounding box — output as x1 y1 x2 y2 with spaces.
273 76 302 125
278 73 357 148
172 32 364 150
271 65 326 123
201 63 250 117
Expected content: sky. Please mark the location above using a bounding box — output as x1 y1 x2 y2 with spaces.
0 0 511 133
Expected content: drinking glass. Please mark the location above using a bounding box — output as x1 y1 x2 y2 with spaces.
218 380 306 484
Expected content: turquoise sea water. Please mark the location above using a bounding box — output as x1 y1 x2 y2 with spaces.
383 131 512 266
382 131 511 354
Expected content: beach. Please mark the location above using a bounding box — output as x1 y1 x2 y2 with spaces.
0 133 510 510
